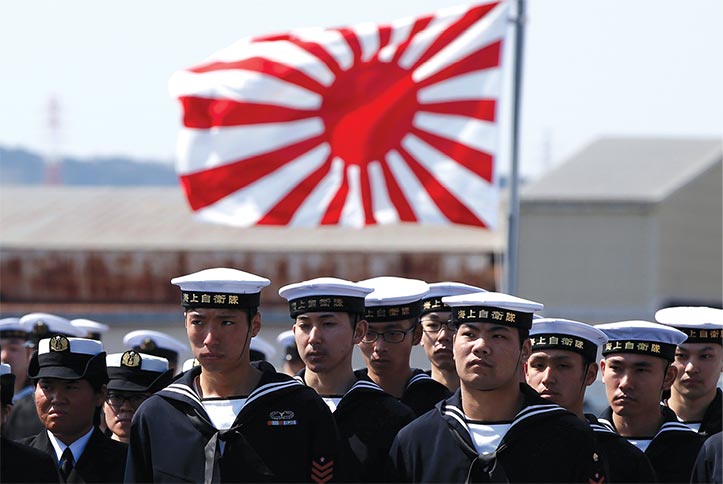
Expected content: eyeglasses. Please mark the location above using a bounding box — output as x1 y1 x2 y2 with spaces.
105 393 149 408
362 326 416 344
420 319 458 333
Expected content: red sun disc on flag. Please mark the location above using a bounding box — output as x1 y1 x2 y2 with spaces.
171 1 508 228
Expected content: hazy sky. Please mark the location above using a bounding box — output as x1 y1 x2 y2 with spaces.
2 0 721 179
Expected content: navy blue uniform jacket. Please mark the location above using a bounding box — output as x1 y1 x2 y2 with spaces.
1 436 61 483
21 427 127 483
125 361 343 483
354 368 451 418
297 370 415 482
389 384 604 483
586 414 657 483
600 405 705 483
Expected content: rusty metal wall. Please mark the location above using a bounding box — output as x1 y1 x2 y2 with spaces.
0 248 497 306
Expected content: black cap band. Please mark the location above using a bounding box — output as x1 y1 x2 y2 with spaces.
107 367 173 393
420 297 449 316
0 330 29 340
288 296 366 318
674 327 722 345
365 301 423 322
602 339 677 361
531 333 598 362
451 306 533 329
181 290 260 309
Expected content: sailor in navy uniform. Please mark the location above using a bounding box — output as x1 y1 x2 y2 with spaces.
279 277 416 482
125 267 343 483
419 282 486 392
389 291 604 483
0 318 36 440
249 335 276 362
123 329 188 375
355 276 451 417
276 329 305 376
103 351 173 443
1 362 61 483
691 431 723 483
526 318 656 482
598 320 706 483
655 306 723 437
5 313 86 441
20 336 127 483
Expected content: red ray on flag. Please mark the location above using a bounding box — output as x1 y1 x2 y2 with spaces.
170 1 509 228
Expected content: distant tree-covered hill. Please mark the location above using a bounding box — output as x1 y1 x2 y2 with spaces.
0 147 178 186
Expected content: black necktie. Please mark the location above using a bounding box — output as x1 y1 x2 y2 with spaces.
59 448 74 480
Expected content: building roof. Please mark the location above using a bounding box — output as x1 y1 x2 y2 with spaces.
521 137 721 203
0 186 505 252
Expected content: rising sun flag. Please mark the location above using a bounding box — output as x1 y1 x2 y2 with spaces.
170 1 510 228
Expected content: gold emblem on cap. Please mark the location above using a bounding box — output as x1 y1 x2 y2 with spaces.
139 338 157 351
33 321 49 336
49 335 69 352
121 350 142 368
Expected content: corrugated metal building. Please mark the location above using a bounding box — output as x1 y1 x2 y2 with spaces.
518 137 722 323
0 185 503 366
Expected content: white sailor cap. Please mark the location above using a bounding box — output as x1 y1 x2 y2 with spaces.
171 267 271 309
442 291 543 330
360 277 429 322
654 306 723 345
279 277 373 318
250 336 276 361
0 317 29 340
20 313 87 344
182 358 200 372
123 330 187 362
530 318 608 362
1 363 14 405
71 319 110 341
276 330 301 362
106 351 173 393
597 321 688 361
28 336 107 383
421 282 487 316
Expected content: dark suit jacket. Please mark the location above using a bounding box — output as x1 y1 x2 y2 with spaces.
21 427 127 483
4 392 44 441
1 436 61 483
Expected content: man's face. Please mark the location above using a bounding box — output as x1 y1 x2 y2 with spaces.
294 312 365 375
358 319 420 377
1 337 31 383
525 349 592 411
454 323 528 391
601 353 675 418
420 311 456 373
671 343 723 400
185 307 260 373
102 391 151 441
35 378 104 443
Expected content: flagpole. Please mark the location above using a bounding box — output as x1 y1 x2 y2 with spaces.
504 0 526 296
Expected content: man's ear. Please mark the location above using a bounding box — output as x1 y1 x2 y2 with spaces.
584 362 598 387
96 384 108 407
663 363 678 391
353 319 368 345
250 312 262 338
411 323 423 346
520 338 531 361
